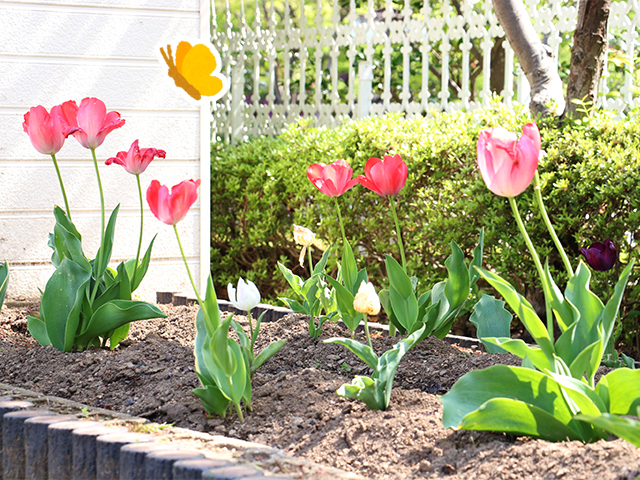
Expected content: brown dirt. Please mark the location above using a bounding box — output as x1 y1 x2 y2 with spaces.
1 301 639 480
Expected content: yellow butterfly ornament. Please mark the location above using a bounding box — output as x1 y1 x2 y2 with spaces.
159 41 229 102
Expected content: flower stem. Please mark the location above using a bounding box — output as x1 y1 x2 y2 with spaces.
307 246 314 273
173 224 204 309
334 198 347 245
90 148 106 249
389 196 407 271
133 174 144 286
509 197 553 340
247 310 255 348
363 313 373 350
533 172 573 278
50 153 72 220
89 148 106 304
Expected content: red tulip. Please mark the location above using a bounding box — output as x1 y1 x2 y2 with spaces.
580 240 616 272
22 105 78 155
59 98 125 149
106 140 166 175
357 154 408 197
307 159 359 197
477 123 540 197
147 179 201 225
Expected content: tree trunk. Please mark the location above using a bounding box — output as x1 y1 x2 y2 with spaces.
491 0 565 117
563 0 612 119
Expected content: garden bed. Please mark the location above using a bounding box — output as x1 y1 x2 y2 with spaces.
1 301 639 480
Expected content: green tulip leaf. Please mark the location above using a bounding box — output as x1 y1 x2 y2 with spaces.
109 323 130 350
469 294 513 353
211 315 237 376
193 380 230 418
565 262 604 342
444 241 469 311
481 338 551 372
574 413 640 447
325 337 378 370
202 274 221 334
52 206 81 241
94 205 120 278
116 262 132 301
385 255 418 331
0 261 8 308
456 397 582 442
598 260 635 351
52 221 91 273
312 245 332 276
277 262 304 296
337 376 385 411
440 365 577 431
324 275 362 332
132 234 156 291
26 314 50 346
76 300 165 345
597 368 640 415
542 260 577 332
252 339 286 374
342 240 359 295
476 268 554 358
468 228 484 288
41 258 92 352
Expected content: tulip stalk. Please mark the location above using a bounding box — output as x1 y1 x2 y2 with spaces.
508 197 553 339
363 313 373 350
333 198 347 245
89 148 107 303
532 172 573 277
172 224 204 309
388 197 407 271
134 174 144 283
50 153 72 220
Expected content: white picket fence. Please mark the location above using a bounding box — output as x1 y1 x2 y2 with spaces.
210 0 640 141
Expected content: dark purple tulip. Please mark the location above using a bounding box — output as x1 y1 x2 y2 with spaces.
580 239 617 271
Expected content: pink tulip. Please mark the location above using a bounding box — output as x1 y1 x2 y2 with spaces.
307 159 359 197
106 140 166 175
147 179 201 225
358 154 408 197
22 105 78 155
59 98 125 149
477 123 541 197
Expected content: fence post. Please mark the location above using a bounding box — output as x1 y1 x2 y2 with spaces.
357 62 373 119
230 66 245 144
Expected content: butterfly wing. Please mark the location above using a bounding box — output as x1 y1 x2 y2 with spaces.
180 44 224 97
175 41 192 72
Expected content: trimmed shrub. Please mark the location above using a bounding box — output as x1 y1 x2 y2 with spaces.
210 103 640 355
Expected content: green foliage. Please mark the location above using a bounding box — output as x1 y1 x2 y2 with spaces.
210 104 640 354
193 275 285 421
0 261 8 309
441 364 640 444
325 324 427 410
27 207 164 352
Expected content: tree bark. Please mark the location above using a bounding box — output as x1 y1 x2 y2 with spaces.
492 0 565 117
563 0 612 118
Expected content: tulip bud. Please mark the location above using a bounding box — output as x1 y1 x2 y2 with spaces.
228 277 261 312
293 225 315 247
353 281 380 316
580 240 616 272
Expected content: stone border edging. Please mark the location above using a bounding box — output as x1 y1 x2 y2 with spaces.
0 383 368 480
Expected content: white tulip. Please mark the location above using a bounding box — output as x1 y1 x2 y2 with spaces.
228 277 261 312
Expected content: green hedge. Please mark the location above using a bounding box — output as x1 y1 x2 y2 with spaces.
210 103 640 354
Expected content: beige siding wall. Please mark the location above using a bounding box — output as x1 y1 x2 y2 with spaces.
0 0 209 302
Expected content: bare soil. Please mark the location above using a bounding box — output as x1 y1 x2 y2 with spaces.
1 301 639 480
